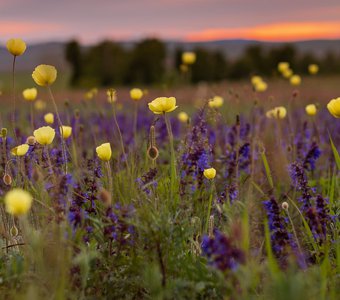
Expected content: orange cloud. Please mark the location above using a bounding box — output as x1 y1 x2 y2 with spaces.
186 22 340 42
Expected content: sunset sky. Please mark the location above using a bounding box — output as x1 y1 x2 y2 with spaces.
0 0 340 44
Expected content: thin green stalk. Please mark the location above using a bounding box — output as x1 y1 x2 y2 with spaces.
30 102 34 131
284 208 304 260
204 181 215 233
45 146 57 184
133 101 138 146
48 86 68 174
111 103 129 172
11 55 18 142
105 161 113 200
164 113 177 201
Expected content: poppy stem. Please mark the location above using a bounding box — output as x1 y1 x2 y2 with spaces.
164 113 177 201
11 55 18 143
47 86 68 174
111 103 129 172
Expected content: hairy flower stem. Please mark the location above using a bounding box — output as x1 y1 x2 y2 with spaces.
133 101 138 147
48 86 68 174
45 146 57 184
164 113 177 201
30 102 34 131
105 161 113 201
11 56 18 142
111 103 129 173
284 208 306 265
205 181 215 233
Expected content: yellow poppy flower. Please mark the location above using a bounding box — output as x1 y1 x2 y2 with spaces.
282 68 293 78
182 52 196 65
96 143 112 161
6 38 26 56
4 188 33 216
11 144 29 156
33 126 55 145
290 75 301 86
32 64 57 86
60 126 72 139
22 88 38 101
327 97 340 118
208 96 224 108
178 112 189 123
203 168 216 179
305 104 317 116
277 62 289 73
148 97 178 114
44 113 54 124
254 81 267 92
251 76 263 86
308 64 319 75
130 88 143 101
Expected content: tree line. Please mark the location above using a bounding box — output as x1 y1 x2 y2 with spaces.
65 38 340 87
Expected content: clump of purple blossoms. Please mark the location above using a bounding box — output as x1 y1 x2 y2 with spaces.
68 158 102 231
263 197 295 265
180 108 212 195
136 168 158 195
290 162 330 243
302 141 321 171
201 230 245 272
217 183 238 205
104 203 135 250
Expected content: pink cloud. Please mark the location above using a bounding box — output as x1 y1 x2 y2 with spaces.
0 21 64 39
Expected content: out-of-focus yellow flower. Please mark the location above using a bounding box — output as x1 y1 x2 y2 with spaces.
32 64 57 86
96 143 112 161
84 91 94 100
266 106 287 119
290 75 301 86
44 113 54 124
305 104 317 116
308 64 319 75
107 88 117 103
182 52 196 65
11 144 29 156
130 88 143 101
90 88 98 95
274 106 287 119
180 64 188 73
254 81 268 92
34 99 46 111
60 126 72 139
282 68 293 78
266 110 274 118
148 97 178 114
33 126 55 145
278 62 290 73
84 88 98 100
178 112 189 123
327 97 340 118
203 168 216 179
4 188 33 216
22 88 37 101
251 75 263 86
208 96 224 108
6 38 26 56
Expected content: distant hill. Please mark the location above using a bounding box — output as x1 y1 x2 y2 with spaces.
0 42 67 72
1 39 339 72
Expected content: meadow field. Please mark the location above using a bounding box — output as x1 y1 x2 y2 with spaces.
0 41 340 300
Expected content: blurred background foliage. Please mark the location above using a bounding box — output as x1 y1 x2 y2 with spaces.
65 38 340 87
